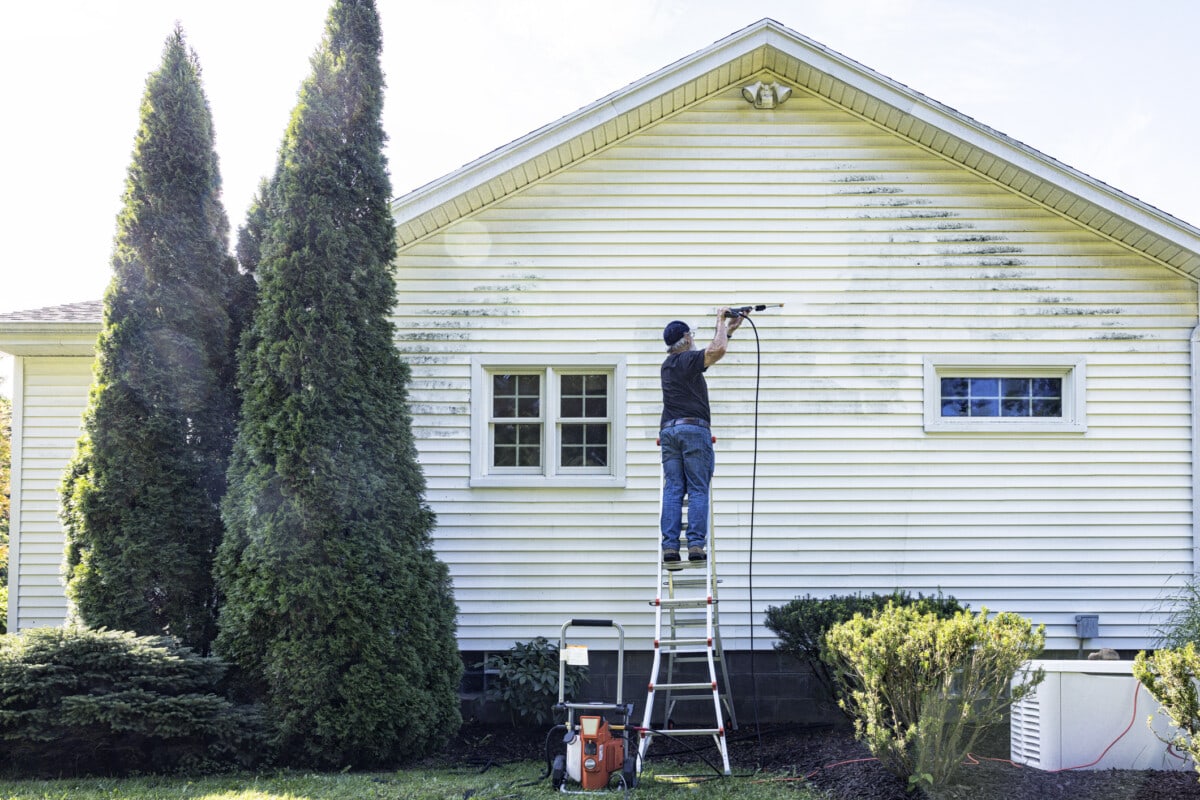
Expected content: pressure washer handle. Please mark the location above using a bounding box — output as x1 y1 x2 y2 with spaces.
722 302 784 318
559 619 626 706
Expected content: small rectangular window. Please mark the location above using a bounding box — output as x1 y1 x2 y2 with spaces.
939 376 1063 418
924 357 1085 433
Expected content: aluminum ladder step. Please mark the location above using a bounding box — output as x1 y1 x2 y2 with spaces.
642 727 724 737
655 597 712 610
657 637 711 648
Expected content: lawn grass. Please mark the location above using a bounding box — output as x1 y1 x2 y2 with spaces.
0 761 818 799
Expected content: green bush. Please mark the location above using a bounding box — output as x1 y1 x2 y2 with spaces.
1133 644 1200 780
764 590 965 714
824 603 1044 791
0 627 262 776
1153 579 1200 649
480 637 588 727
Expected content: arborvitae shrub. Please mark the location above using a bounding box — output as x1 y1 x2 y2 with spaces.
0 628 262 776
215 0 461 767
763 590 965 715
60 26 241 654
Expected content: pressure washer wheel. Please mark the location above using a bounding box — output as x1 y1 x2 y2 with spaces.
551 754 566 790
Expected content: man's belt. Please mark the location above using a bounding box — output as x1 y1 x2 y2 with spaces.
661 417 710 430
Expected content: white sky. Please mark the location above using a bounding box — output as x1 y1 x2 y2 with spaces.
2 0 1199 395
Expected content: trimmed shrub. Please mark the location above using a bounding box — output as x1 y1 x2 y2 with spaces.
480 637 588 727
0 627 261 776
764 590 965 714
1133 644 1200 780
824 604 1044 791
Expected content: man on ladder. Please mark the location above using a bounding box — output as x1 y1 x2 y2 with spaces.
640 308 747 778
659 308 748 564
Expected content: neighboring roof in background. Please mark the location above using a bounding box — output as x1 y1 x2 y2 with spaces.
0 301 101 356
0 301 103 324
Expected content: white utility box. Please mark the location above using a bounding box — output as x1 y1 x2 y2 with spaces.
1010 659 1192 772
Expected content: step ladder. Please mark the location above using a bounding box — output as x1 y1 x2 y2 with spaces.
638 474 735 775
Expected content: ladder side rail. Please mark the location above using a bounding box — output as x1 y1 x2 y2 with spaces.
639 435 670 762
707 532 738 730
704 493 731 774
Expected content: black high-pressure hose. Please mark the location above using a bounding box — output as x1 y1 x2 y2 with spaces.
735 312 766 763
542 724 567 777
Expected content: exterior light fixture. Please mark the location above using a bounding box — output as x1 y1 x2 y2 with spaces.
741 80 792 109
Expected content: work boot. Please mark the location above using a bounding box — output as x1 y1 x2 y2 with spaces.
688 546 706 562
663 549 680 564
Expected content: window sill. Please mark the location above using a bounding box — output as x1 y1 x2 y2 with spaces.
924 419 1087 434
469 475 627 489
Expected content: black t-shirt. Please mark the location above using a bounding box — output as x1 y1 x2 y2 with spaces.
660 349 710 426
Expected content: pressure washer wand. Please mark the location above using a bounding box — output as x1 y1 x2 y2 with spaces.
721 303 784 319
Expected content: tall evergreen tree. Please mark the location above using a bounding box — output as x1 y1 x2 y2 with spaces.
60 27 240 654
215 0 461 766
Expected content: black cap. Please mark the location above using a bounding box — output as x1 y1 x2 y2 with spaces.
663 320 689 347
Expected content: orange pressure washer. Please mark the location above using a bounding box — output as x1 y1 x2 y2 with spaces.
549 619 639 793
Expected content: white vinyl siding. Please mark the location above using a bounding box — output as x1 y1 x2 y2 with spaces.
393 84 1197 652
9 357 91 632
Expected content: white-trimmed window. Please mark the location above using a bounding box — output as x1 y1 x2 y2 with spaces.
923 357 1086 433
471 357 627 486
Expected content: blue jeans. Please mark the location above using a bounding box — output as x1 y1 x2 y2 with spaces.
660 424 714 551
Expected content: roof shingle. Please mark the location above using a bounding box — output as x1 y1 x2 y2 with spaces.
0 300 102 323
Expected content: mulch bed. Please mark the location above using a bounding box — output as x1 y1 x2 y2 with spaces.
430 722 1200 800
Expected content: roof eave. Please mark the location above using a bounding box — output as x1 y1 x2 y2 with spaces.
0 322 100 357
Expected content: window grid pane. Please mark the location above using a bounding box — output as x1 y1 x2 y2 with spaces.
561 423 609 467
493 373 541 418
941 376 1062 418
560 373 608 419
493 423 542 468
559 373 609 470
491 372 543 469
